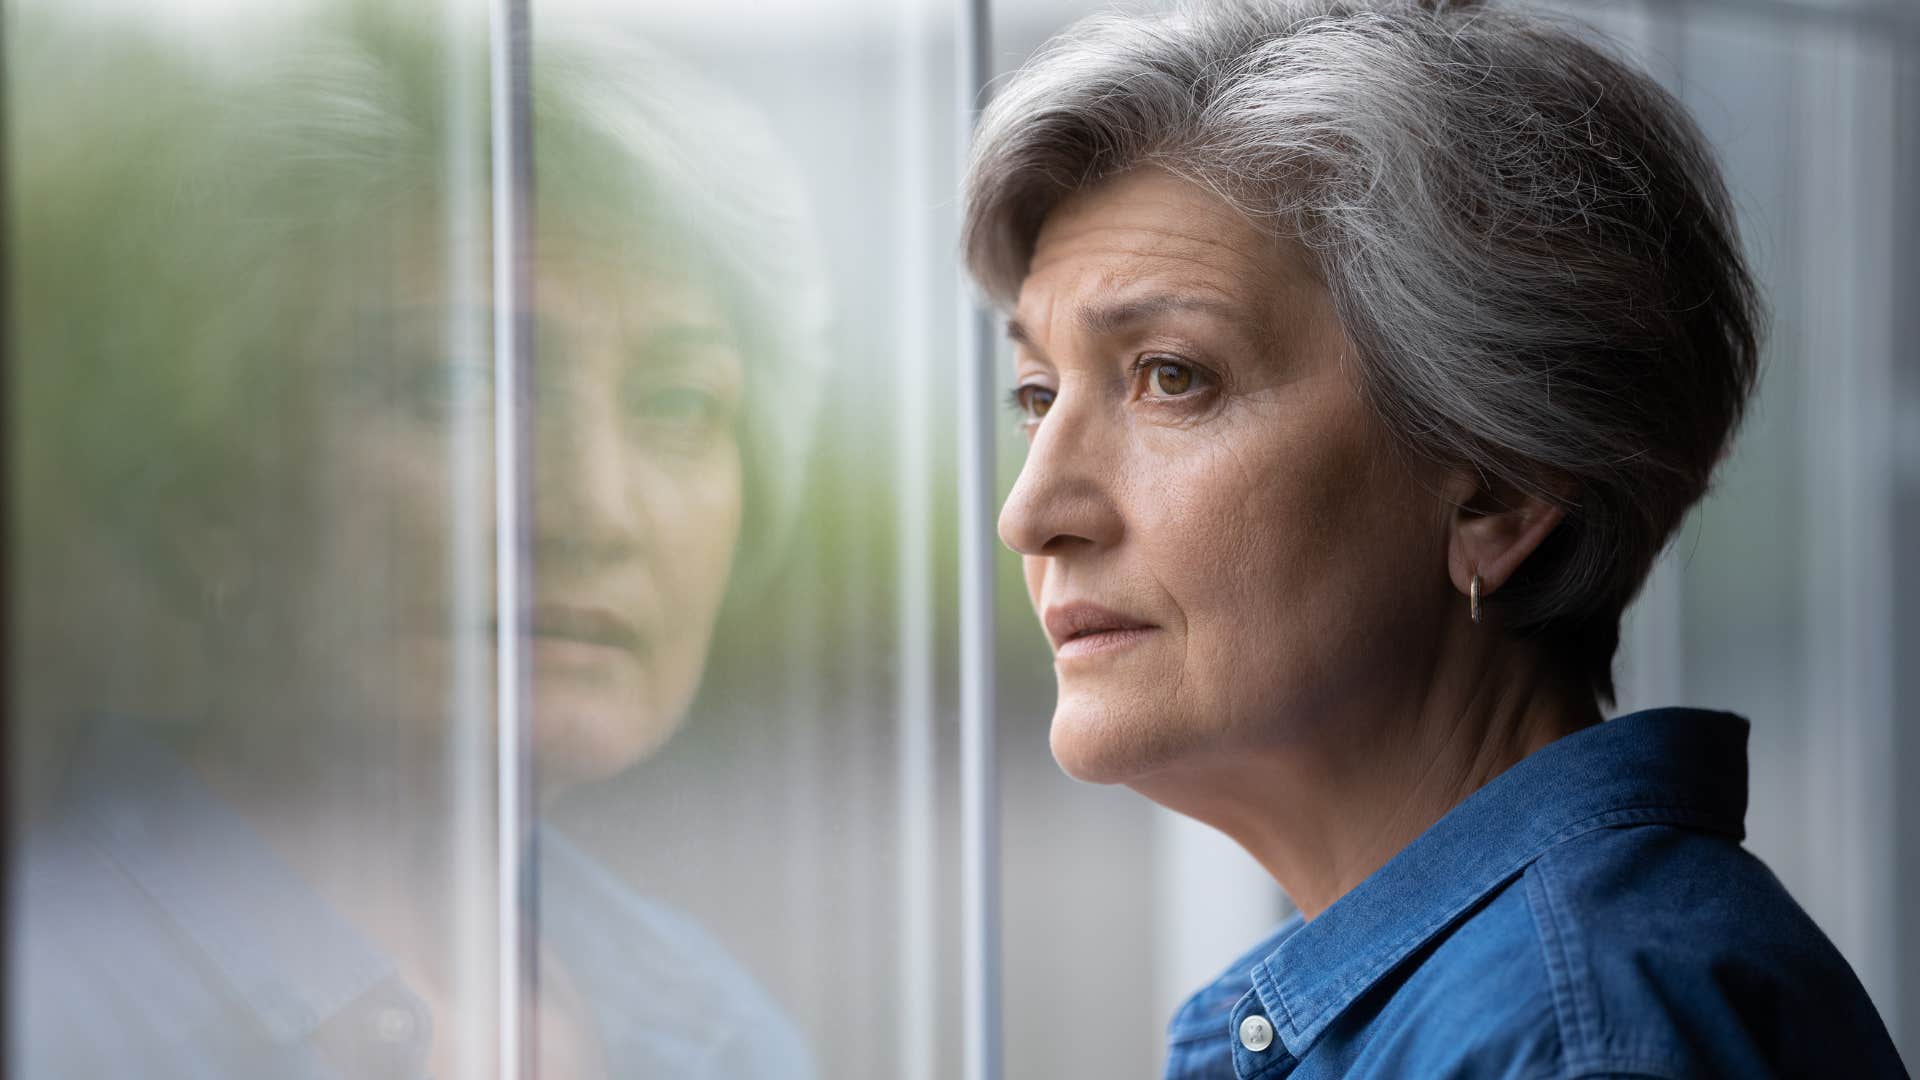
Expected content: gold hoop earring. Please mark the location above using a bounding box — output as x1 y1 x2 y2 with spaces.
1470 572 1483 624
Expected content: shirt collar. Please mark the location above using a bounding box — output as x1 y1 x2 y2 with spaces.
63 722 396 1044
1251 706 1749 1062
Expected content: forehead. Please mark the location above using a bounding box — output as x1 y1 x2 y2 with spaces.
533 249 731 335
1020 167 1310 328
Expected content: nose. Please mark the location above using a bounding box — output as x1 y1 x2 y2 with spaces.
533 380 650 570
997 391 1123 558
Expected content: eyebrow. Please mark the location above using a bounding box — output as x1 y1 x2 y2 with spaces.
1006 292 1255 350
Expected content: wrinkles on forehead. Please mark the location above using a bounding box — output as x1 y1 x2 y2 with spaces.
1012 168 1329 364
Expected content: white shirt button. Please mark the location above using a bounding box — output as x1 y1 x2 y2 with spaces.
1238 1013 1274 1052
373 1005 417 1043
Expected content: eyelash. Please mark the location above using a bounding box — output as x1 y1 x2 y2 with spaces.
1129 354 1213 399
1005 354 1215 431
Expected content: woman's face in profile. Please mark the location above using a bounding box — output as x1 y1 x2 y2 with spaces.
1000 168 1456 785
289 246 745 792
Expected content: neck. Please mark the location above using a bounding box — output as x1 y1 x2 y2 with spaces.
1128 633 1600 921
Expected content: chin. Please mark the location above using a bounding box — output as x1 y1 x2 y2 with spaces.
1047 692 1190 785
532 695 684 793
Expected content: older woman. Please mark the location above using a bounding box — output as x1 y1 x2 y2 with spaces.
966 1 1904 1077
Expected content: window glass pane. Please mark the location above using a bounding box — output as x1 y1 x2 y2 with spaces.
6 0 971 1076
529 1 965 1077
7 3 503 1075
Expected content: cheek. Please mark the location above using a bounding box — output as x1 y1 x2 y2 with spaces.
311 423 458 596
248 422 468 738
1141 403 1427 709
648 447 743 613
1136 422 1321 618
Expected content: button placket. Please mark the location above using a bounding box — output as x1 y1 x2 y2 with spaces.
1227 987 1295 1079
313 979 433 1079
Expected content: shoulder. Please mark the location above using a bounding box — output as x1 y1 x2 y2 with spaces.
538 829 817 1080
1335 825 1905 1080
1514 824 1902 1078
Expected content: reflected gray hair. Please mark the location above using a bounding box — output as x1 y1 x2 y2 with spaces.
964 0 1761 704
16 8 827 595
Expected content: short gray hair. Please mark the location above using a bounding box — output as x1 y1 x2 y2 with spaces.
964 0 1761 705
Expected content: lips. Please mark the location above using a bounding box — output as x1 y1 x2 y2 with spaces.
527 603 645 656
1042 601 1157 653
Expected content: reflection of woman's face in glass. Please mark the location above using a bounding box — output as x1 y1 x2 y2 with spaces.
525 254 745 787
291 247 745 793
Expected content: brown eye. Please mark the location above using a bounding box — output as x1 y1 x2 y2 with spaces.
1016 384 1056 419
1149 360 1194 396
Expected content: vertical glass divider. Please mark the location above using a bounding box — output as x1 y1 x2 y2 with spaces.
446 3 495 1076
0 5 13 1069
957 0 1000 1077
894 1 939 1078
489 0 537 1075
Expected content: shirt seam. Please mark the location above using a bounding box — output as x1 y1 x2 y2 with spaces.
1252 962 1301 1049
1524 848 1706 1080
1525 866 1582 1074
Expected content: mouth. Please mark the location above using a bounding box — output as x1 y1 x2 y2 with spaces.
515 603 646 658
1043 602 1158 660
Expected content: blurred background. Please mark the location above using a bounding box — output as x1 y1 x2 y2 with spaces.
4 0 1916 1077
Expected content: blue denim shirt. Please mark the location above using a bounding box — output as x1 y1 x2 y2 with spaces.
1164 708 1907 1080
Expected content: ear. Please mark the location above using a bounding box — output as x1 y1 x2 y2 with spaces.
1445 470 1568 605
